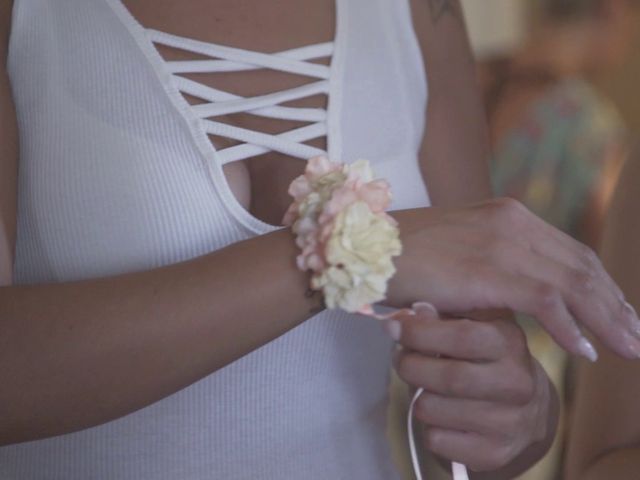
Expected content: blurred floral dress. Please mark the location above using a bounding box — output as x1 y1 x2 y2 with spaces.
492 77 627 238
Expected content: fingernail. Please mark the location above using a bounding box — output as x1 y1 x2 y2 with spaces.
384 319 402 341
620 330 640 358
578 338 599 363
625 300 639 318
625 301 638 317
412 302 439 317
623 302 640 338
632 321 640 339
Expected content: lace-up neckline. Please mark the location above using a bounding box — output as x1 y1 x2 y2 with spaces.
147 29 334 166
107 0 344 232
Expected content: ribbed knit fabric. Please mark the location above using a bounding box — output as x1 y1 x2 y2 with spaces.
2 0 430 478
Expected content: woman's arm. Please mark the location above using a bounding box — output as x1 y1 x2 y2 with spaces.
0 9 326 444
565 152 640 480
410 0 493 206
0 228 324 447
0 0 16 286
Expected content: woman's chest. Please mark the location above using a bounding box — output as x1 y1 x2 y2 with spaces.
122 0 336 225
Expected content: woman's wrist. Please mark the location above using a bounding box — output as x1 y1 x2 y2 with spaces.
284 157 401 315
386 208 435 308
239 227 326 321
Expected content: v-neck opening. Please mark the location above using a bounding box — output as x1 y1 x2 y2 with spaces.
105 0 346 235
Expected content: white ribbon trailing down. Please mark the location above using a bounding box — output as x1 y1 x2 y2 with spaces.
408 388 470 480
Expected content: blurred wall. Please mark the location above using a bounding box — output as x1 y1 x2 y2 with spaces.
461 0 527 59
461 0 640 137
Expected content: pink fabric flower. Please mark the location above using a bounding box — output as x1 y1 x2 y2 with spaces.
284 156 401 313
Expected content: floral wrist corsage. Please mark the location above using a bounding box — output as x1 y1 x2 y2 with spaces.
283 156 402 314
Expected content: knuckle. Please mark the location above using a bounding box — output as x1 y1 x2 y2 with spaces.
402 320 419 345
498 409 524 436
515 379 536 405
492 444 517 470
470 443 517 472
467 460 487 472
415 396 433 422
579 244 601 270
567 268 597 295
475 321 509 355
395 353 414 382
470 446 513 472
489 197 528 225
452 320 476 351
466 459 486 472
504 324 528 355
533 284 562 316
442 363 469 397
422 427 442 452
502 365 536 404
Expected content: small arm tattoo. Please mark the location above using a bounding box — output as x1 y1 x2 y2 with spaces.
427 0 461 23
305 287 326 315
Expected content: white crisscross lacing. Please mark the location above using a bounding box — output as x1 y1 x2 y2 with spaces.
147 27 469 480
147 29 333 165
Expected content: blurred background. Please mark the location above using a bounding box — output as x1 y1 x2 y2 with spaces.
389 1 640 478
465 0 640 135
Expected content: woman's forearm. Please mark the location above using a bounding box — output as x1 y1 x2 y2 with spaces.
0 228 320 445
410 0 493 207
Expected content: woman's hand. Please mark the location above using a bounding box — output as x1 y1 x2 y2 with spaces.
390 303 558 475
389 199 640 360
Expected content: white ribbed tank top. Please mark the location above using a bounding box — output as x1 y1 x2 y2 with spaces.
2 0 430 478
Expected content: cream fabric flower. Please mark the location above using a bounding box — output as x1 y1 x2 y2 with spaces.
313 201 402 312
284 156 402 314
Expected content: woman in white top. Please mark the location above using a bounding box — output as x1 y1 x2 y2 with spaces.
0 1 637 479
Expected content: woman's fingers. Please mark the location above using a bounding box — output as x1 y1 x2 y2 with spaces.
517 200 624 299
478 198 640 354
394 352 535 404
496 243 640 359
462 265 601 360
392 306 524 362
414 392 530 439
421 427 521 473
388 302 559 473
522 209 639 337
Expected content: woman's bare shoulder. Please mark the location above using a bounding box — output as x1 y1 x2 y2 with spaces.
0 0 12 61
0 1 16 286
